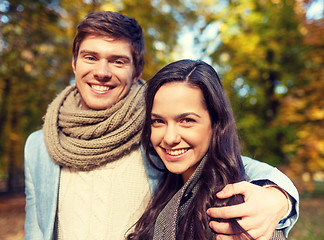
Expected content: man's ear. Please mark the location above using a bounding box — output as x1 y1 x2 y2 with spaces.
72 57 76 74
133 71 143 83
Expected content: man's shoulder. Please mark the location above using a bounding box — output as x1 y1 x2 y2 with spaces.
27 129 44 141
241 155 274 169
25 128 43 148
25 129 45 153
241 155 264 165
25 129 47 161
25 129 60 176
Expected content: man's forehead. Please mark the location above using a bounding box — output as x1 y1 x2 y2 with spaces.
81 34 131 46
78 35 133 58
82 34 131 46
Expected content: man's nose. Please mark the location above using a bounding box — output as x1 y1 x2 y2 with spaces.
163 125 181 146
94 60 112 81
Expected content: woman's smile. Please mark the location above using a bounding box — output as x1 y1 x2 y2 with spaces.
165 148 189 156
163 147 191 162
150 82 212 182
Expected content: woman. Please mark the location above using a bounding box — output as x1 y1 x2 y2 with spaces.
127 60 285 240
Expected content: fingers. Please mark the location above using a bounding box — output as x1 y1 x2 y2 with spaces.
207 202 252 220
215 234 255 240
216 233 270 240
209 182 282 240
217 181 251 199
209 213 271 238
215 234 234 240
214 225 273 240
211 224 263 240
209 221 233 235
209 216 255 233
237 218 275 240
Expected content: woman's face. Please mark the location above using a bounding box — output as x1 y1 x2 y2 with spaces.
150 82 212 182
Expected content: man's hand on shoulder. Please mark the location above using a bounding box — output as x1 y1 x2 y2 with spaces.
207 181 289 240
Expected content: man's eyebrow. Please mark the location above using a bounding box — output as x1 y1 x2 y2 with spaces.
110 55 132 62
79 49 98 55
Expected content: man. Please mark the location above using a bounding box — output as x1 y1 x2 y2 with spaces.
24 11 298 240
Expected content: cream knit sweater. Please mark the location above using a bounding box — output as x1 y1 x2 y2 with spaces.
57 148 151 239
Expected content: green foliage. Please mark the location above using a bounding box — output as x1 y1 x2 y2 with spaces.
194 0 323 169
0 0 72 191
277 15 324 185
0 0 203 192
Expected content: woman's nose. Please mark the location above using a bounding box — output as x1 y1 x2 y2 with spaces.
163 125 181 146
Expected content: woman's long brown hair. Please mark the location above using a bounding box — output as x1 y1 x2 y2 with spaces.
127 60 254 240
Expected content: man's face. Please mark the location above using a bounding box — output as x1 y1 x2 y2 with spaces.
72 35 139 110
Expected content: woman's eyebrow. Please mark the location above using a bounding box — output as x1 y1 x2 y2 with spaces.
151 113 162 118
177 112 201 118
151 112 201 118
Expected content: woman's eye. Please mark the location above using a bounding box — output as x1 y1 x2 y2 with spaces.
180 118 196 127
182 118 195 124
151 119 164 126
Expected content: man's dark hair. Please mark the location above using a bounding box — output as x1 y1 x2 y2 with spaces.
72 11 145 78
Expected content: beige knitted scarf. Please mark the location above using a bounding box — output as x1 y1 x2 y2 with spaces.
43 80 145 171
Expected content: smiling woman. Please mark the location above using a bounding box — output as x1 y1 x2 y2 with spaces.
127 59 265 240
127 59 287 240
150 82 212 183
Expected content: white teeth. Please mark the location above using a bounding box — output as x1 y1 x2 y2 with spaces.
166 149 187 156
91 84 110 91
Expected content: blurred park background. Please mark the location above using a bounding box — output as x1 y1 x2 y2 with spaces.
0 0 323 239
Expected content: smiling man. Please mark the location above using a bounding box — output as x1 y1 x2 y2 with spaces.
73 35 138 110
24 11 299 240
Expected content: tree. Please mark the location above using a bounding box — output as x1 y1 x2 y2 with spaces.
196 0 308 166
0 0 72 192
0 0 201 192
3 0 321 193
190 0 324 190
276 1 324 190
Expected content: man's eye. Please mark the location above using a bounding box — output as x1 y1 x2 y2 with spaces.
114 60 125 65
85 56 96 61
